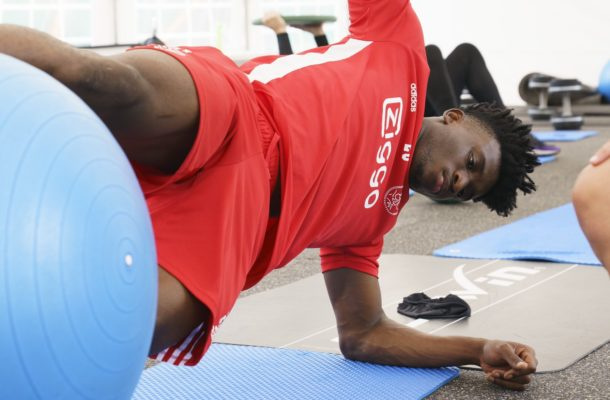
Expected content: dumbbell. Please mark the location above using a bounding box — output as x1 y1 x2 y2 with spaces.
549 79 584 130
527 74 553 121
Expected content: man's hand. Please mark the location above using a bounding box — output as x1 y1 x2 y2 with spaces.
262 11 287 34
479 340 537 391
589 140 610 166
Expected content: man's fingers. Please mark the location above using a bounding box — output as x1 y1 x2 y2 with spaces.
502 368 535 381
590 142 610 165
498 343 528 370
517 348 538 371
491 373 531 385
488 368 531 381
487 375 529 391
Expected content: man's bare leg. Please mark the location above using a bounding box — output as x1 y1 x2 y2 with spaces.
150 266 210 355
0 24 200 173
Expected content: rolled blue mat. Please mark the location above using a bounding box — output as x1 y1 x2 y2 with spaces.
133 344 459 400
533 130 597 142
433 203 601 266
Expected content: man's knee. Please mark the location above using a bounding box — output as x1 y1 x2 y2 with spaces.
425 44 444 64
454 42 482 61
150 266 210 355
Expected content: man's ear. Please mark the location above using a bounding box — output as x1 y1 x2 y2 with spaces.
442 108 465 124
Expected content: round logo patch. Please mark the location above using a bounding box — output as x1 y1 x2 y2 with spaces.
384 186 403 215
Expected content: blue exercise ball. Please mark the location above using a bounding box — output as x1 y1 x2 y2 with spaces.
0 54 157 399
599 59 610 102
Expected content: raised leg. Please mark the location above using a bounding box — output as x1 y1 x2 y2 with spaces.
445 42 504 107
0 24 200 173
150 266 210 356
424 44 459 117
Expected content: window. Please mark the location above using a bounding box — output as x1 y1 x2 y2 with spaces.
117 0 348 55
116 0 244 51
0 0 114 46
0 0 349 55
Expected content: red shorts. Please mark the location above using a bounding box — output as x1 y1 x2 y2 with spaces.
130 45 279 365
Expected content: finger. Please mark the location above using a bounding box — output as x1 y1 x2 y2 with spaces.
491 368 528 381
488 369 508 379
502 369 533 381
498 343 528 370
590 144 610 165
487 375 528 391
503 366 535 380
517 350 538 372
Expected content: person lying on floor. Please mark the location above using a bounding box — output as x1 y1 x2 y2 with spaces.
0 0 538 390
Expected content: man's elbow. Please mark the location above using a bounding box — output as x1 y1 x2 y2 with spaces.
338 334 364 360
337 329 377 361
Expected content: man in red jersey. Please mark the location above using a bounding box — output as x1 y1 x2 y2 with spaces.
0 0 539 390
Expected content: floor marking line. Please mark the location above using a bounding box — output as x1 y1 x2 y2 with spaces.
406 318 430 328
280 259 499 348
429 264 579 334
279 325 337 348
382 259 500 310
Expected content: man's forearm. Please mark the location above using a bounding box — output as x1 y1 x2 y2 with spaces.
325 268 536 389
341 316 484 367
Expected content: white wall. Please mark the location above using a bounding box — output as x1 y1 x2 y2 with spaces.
411 0 610 105
2 0 607 105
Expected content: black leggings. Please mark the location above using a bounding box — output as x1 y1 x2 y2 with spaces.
276 32 329 56
425 43 504 117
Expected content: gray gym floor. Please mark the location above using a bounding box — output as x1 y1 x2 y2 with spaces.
237 107 610 399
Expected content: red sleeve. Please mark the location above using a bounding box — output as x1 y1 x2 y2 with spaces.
348 0 422 47
320 238 383 278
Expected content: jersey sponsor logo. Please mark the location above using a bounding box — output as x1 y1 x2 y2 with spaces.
384 185 403 215
401 143 412 162
247 38 372 84
364 98 403 209
410 83 418 112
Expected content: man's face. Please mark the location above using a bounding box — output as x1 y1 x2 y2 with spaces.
409 109 501 202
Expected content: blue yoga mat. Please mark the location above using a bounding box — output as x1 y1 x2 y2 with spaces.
433 204 601 265
538 155 556 164
533 130 597 142
132 344 459 400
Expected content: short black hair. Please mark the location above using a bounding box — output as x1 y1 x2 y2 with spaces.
462 102 539 217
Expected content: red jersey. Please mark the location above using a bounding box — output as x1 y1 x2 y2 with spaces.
134 0 428 366
242 0 429 286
